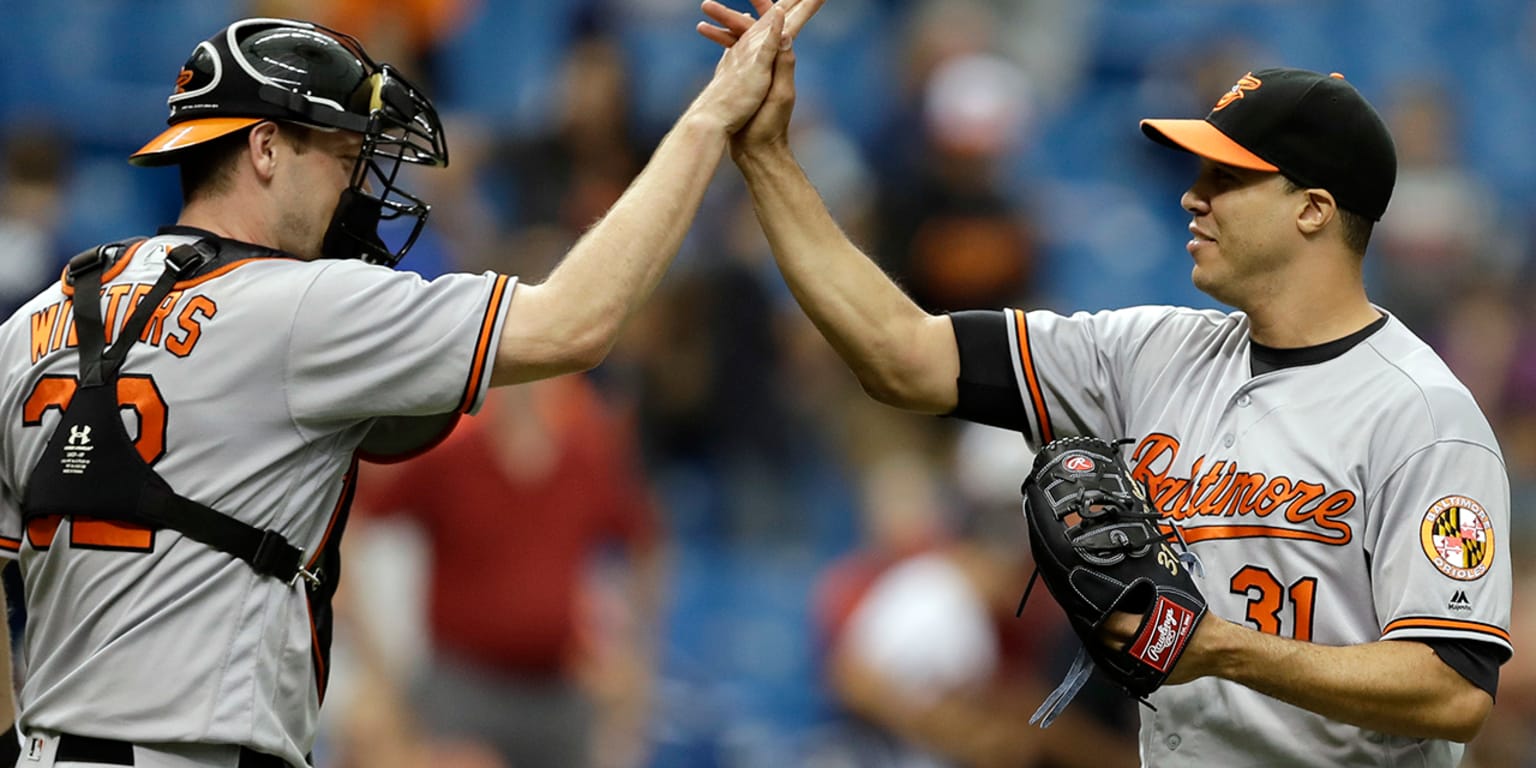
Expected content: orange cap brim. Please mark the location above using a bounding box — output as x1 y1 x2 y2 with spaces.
128 117 264 166
1139 118 1278 172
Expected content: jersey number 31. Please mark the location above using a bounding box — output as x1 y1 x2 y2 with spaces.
1230 565 1318 642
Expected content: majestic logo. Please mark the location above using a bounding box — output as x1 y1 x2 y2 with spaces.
1063 454 1096 473
1213 72 1262 112
1129 433 1356 545
1448 590 1473 612
1420 496 1494 581
1129 596 1196 673
67 424 91 446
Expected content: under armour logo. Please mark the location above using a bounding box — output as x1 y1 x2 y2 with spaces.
67 425 92 446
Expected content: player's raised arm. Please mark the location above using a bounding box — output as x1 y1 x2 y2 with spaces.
489 3 788 386
702 0 962 415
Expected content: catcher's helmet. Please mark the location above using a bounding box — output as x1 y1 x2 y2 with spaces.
130 17 449 267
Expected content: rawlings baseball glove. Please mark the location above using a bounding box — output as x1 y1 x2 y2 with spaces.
1017 436 1207 726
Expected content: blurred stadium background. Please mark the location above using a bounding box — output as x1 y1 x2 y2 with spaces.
2 0 1534 766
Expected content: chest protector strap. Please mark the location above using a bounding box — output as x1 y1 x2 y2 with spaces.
21 240 320 587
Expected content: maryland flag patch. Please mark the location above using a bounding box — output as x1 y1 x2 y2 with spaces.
1420 496 1494 581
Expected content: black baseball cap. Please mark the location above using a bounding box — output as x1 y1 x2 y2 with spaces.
1140 68 1397 221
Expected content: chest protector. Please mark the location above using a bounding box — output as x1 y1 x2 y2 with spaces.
22 239 325 588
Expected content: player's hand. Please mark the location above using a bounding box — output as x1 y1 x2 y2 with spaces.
1101 609 1228 686
731 30 796 156
687 0 789 135
697 0 822 156
697 0 824 48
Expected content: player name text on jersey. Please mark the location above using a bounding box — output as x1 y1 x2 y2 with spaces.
30 285 217 364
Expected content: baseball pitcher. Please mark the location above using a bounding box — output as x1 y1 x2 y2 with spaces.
698 5 1512 763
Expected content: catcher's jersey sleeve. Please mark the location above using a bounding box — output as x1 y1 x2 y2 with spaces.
286 260 515 430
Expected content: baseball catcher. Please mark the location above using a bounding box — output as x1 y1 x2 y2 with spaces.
1018 436 1207 726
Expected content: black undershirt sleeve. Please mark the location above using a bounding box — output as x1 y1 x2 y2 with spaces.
948 310 1030 432
1417 638 1506 699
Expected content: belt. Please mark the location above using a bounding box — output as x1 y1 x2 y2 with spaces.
54 733 293 767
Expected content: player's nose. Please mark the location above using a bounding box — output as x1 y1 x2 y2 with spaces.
1181 187 1208 215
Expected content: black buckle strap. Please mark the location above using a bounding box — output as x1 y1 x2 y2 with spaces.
90 259 182 384
164 240 216 276
139 485 320 589
253 530 322 588
71 248 109 387
66 244 116 281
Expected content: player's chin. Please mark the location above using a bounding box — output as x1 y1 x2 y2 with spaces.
1189 265 1233 305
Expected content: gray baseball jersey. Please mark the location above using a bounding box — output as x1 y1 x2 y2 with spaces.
0 231 516 766
1001 305 1511 767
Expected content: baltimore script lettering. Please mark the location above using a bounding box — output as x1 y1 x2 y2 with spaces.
1129 432 1355 546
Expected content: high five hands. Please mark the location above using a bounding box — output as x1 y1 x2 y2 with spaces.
697 0 825 154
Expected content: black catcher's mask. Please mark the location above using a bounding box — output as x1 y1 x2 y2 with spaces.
131 17 449 267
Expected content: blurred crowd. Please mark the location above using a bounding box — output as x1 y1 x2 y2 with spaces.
3 0 1536 766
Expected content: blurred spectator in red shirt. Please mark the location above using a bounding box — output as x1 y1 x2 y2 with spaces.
341 376 665 768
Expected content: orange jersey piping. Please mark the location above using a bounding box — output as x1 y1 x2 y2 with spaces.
1382 616 1511 644
457 274 509 413
1013 309 1053 443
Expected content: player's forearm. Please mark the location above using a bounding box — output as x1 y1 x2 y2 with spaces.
735 143 958 413
1200 619 1492 742
492 113 729 385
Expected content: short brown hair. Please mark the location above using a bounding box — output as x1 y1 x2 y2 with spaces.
1283 176 1374 255
177 123 314 204
177 128 252 204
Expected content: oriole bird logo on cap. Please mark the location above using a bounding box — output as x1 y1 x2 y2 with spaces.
1213 73 1262 112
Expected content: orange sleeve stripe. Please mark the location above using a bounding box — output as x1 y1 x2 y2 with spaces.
1382 617 1511 644
1173 525 1349 546
457 274 509 413
0 536 20 553
60 240 145 297
1013 309 1053 443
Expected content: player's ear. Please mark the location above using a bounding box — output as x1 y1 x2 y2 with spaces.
1296 187 1336 237
246 121 281 182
